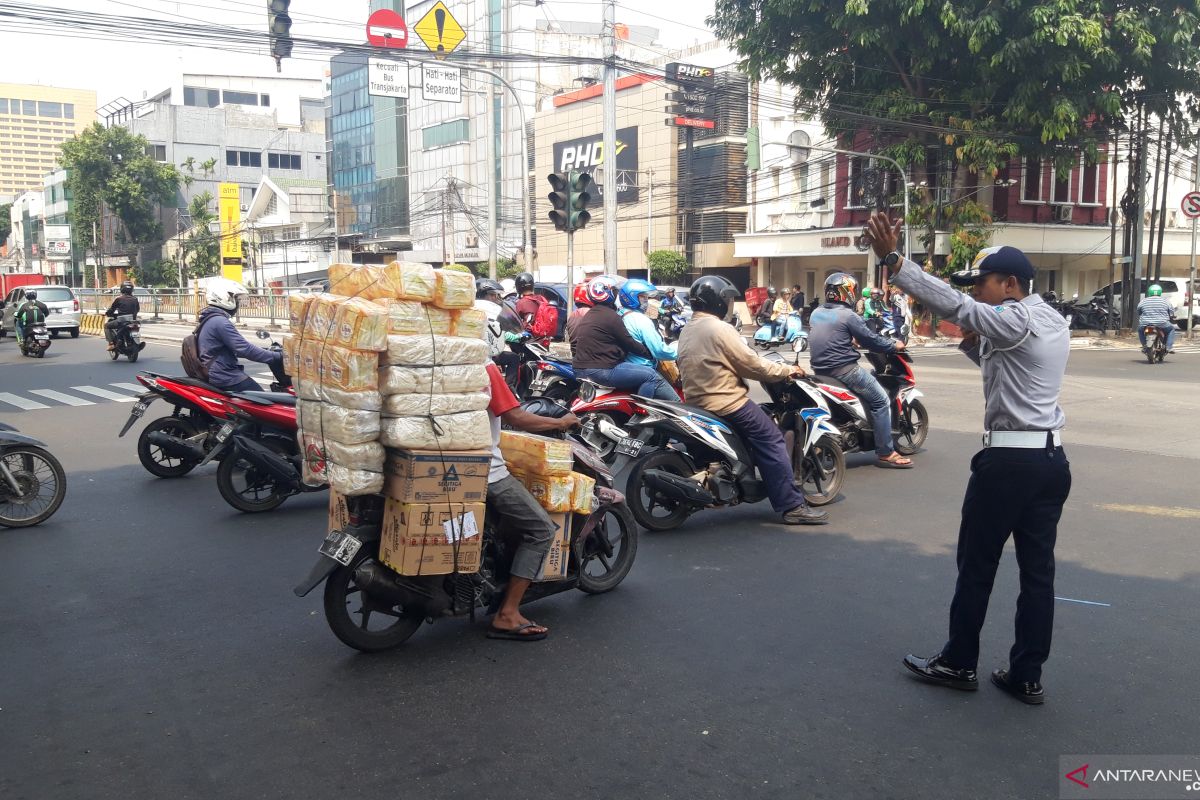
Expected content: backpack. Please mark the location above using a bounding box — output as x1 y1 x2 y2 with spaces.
181 314 219 382
528 294 559 340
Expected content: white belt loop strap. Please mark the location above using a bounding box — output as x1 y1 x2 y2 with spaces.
982 430 1062 448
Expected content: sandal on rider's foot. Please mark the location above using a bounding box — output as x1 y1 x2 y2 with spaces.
487 621 548 642
877 453 914 469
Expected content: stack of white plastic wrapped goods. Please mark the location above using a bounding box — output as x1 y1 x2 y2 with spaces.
279 263 489 499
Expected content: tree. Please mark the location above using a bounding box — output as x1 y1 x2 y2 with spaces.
0 203 11 245
181 191 220 279
495 257 522 280
135 258 176 287
709 0 1200 265
58 124 179 254
647 249 690 283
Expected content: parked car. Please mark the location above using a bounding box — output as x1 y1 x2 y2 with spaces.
1093 277 1199 329
1 284 81 338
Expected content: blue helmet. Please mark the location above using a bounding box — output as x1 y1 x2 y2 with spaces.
618 278 659 312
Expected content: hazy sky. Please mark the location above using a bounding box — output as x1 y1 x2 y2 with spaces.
1 0 718 105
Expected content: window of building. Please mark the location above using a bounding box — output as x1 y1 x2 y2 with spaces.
422 119 470 149
22 100 36 116
222 90 260 106
1053 168 1072 204
38 101 62 118
845 156 868 208
1079 159 1100 205
226 149 262 168
145 144 167 162
267 152 302 170
0 100 6 113
183 86 220 108
260 94 270 107
278 225 301 240
1021 157 1044 202
63 104 74 119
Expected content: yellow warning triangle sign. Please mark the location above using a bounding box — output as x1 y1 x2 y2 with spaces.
413 2 466 55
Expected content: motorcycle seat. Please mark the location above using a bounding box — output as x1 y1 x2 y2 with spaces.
170 376 224 393
812 374 853 391
232 391 297 407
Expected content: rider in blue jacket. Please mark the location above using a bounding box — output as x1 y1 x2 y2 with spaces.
617 279 677 368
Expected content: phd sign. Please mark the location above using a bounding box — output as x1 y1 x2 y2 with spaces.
422 64 461 103
552 127 640 204
367 58 409 99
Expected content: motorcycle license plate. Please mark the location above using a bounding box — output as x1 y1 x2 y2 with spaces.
215 423 234 443
319 530 362 566
130 401 148 419
616 437 643 457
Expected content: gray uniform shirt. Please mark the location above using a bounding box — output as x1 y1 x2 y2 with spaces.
891 259 1068 432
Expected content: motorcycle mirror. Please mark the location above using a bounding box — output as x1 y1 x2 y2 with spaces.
1071 293 1079 301
256 330 271 340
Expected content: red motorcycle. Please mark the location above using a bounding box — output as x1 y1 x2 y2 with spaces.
570 365 683 463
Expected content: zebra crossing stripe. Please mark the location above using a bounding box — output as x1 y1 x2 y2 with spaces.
0 392 51 410
29 389 95 407
71 385 137 402
109 383 145 394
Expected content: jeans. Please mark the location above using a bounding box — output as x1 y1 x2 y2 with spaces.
722 400 808 513
1138 324 1176 350
221 376 264 393
14 320 25 343
832 364 894 457
487 475 557 580
577 364 678 401
942 446 1071 683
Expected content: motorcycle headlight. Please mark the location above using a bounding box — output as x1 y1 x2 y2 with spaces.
579 381 596 403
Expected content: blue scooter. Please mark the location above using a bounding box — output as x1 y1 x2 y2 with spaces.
752 310 808 351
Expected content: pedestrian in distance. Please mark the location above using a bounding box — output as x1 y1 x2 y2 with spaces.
865 211 1072 706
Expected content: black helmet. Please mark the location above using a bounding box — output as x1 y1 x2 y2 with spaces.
25 290 37 301
515 272 536 293
120 281 134 295
823 272 860 305
767 286 777 299
475 277 503 300
688 275 739 318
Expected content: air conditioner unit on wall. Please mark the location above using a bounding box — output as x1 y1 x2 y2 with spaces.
1053 204 1074 222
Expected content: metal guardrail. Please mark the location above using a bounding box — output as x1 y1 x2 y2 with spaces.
76 287 318 326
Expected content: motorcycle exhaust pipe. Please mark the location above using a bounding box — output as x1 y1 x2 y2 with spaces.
352 561 445 615
642 468 714 506
144 431 207 462
232 437 302 489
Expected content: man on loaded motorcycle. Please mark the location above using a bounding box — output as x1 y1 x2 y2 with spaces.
104 281 141 352
617 278 678 388
483 361 580 641
196 278 285 392
675 276 829 526
573 277 676 401
1137 284 1176 354
13 290 49 346
807 273 913 469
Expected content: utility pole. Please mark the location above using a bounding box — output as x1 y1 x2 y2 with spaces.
1189 143 1199 340
1130 130 1149 329
645 167 654 280
485 73 498 279
602 0 618 272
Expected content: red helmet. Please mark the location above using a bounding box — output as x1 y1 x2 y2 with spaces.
585 276 619 307
572 282 593 307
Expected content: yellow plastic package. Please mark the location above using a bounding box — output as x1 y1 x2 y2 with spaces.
289 294 315 330
379 410 490 451
303 293 342 340
383 261 436 302
450 307 488 340
333 297 389 352
280 333 300 377
570 471 596 514
378 364 489 396
321 344 381 393
499 431 574 477
383 335 490 367
432 269 476 309
328 263 387 299
526 473 575 513
376 299 452 336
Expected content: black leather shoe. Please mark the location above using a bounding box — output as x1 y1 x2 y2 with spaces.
990 668 1045 705
902 653 978 691
782 505 828 525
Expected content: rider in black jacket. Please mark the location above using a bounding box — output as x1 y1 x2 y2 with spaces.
105 282 141 350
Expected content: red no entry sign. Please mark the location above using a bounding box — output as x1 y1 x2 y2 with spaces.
1182 191 1200 220
366 9 408 49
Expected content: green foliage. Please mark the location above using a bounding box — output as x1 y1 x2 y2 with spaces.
135 259 177 287
496 257 522 280
58 124 180 251
443 263 472 273
907 196 995 276
0 203 11 244
647 250 690 283
181 191 220 279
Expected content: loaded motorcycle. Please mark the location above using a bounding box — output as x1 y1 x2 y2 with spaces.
611 387 843 532
0 422 67 528
295 433 637 653
806 350 927 457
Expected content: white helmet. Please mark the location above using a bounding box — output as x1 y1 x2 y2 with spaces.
206 277 249 312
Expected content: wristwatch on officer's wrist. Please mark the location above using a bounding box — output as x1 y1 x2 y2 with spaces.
877 251 901 272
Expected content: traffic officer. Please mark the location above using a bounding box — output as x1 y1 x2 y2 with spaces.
864 211 1072 706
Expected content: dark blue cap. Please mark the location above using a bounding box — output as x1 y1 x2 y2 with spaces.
950 245 1035 286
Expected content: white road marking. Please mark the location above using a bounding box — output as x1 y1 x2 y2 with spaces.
109 383 145 394
0 392 51 410
29 389 95 406
71 385 137 402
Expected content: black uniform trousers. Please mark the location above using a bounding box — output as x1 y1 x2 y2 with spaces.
941 444 1071 684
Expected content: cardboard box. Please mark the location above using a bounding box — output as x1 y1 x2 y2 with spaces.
328 489 351 532
383 449 491 504
380 500 485 576
535 512 572 582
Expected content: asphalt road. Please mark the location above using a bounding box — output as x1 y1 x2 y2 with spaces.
2 337 1198 800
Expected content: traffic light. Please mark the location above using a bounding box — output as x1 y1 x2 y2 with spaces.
567 170 593 231
548 172 570 232
268 0 292 70
745 125 761 172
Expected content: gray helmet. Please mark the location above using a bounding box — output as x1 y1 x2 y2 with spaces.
475 278 503 300
515 272 536 293
120 281 134 295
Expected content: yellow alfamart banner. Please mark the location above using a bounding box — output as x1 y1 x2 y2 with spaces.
218 183 243 282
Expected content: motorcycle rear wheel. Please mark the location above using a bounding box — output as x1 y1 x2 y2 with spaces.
576 503 638 594
0 445 67 528
109 347 119 361
323 545 423 652
137 416 202 478
215 441 291 513
795 434 844 507
628 450 694 532
893 400 929 456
